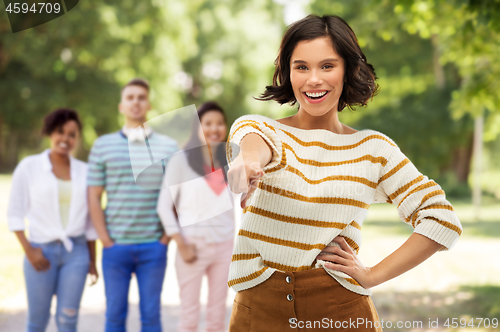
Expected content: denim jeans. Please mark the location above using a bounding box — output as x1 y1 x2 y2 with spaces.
102 240 167 332
23 235 90 332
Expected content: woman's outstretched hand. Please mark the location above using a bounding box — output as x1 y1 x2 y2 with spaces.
227 154 265 209
316 236 374 289
227 133 271 209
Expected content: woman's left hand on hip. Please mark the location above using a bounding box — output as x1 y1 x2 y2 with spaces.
315 236 374 288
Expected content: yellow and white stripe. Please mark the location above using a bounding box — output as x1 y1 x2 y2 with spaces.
226 114 463 294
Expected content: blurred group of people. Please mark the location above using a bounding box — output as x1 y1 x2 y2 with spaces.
7 78 235 332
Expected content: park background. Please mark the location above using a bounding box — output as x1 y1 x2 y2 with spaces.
1 0 499 331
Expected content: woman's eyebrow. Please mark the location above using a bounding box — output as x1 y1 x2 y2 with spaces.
292 58 339 64
321 58 339 63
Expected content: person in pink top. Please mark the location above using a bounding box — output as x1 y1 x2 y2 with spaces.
157 101 236 332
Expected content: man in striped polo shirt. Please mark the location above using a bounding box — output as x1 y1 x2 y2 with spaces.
88 78 178 332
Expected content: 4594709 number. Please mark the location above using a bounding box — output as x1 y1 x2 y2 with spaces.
443 317 498 329
6 2 62 14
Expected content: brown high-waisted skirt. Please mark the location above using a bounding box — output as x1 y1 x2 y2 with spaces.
229 268 383 332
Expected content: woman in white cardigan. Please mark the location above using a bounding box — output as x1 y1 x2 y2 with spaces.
7 108 98 332
157 101 236 332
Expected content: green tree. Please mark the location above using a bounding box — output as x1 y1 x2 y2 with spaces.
0 0 285 171
308 0 478 195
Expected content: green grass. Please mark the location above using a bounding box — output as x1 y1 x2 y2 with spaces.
373 285 500 331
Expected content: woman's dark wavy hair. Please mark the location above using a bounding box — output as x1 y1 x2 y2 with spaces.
256 14 379 112
184 101 228 181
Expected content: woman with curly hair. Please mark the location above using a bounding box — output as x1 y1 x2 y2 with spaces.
7 108 98 332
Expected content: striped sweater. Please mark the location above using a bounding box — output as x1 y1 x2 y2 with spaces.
225 114 462 295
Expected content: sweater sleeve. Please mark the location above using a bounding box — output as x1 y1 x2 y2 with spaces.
226 114 284 173
374 140 462 251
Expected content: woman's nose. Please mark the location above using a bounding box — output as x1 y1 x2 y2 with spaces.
307 69 323 85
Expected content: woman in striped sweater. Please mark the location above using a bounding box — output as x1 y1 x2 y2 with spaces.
225 14 462 331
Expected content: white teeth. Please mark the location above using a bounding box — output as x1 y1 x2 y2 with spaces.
305 91 327 98
59 142 68 148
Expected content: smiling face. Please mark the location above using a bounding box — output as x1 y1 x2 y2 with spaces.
49 120 80 156
197 110 227 144
119 85 151 123
290 36 345 116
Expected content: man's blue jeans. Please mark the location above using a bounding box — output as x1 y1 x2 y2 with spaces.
102 240 167 332
23 235 90 332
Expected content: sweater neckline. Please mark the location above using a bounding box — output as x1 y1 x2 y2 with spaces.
265 116 370 138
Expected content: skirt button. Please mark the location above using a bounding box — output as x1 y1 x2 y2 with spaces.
287 294 293 301
286 276 292 283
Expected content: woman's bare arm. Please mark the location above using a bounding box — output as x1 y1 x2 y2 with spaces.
367 233 443 287
87 240 98 285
